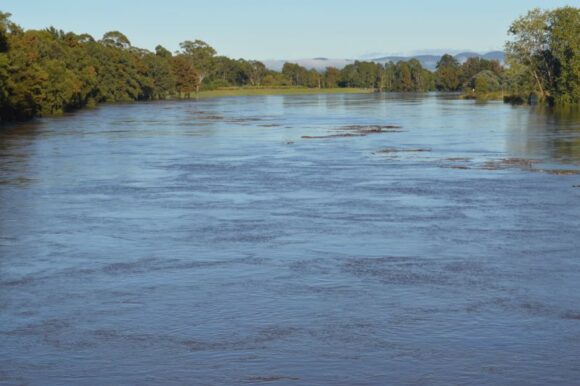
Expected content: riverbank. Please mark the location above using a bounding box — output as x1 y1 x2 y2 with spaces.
460 91 505 101
0 88 373 123
195 87 374 99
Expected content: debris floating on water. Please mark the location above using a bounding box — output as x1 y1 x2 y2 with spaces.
302 133 365 139
481 158 540 170
436 157 580 176
445 157 472 162
376 148 432 154
302 124 404 139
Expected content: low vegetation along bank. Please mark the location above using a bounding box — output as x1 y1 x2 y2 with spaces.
0 6 577 121
196 87 373 99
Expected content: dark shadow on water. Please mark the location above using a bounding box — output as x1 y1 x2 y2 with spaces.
505 104 580 165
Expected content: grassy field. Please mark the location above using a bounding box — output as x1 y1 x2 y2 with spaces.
196 87 374 99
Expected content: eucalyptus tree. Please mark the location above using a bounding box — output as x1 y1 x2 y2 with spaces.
383 62 396 91
323 67 340 88
155 45 172 58
247 60 267 86
100 31 131 49
171 54 197 97
179 40 216 94
306 68 322 88
282 62 307 86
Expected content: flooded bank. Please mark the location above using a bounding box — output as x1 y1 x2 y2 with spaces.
1 93 580 385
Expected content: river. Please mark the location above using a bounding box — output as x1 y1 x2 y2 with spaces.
1 93 579 385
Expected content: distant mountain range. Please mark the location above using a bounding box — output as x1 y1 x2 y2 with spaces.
263 51 505 72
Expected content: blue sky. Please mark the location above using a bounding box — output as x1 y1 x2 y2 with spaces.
2 0 577 59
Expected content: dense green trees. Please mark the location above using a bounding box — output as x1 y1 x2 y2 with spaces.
433 54 506 96
279 60 435 91
145 47 175 99
246 60 267 86
506 6 579 104
547 7 579 104
435 54 462 91
466 70 503 94
178 40 216 94
323 67 341 88
0 6 577 121
461 57 503 81
437 5 578 104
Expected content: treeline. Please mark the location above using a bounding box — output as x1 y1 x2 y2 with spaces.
0 6 577 120
0 10 506 121
0 10 502 121
282 60 436 91
0 12 435 121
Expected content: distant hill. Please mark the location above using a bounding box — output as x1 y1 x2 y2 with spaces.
372 54 441 70
263 58 355 72
482 51 506 62
372 51 506 70
453 52 483 63
264 51 505 72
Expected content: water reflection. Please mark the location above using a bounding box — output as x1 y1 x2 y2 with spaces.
504 104 580 166
535 106 580 163
0 121 43 185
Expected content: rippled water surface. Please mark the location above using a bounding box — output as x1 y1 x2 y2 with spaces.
1 93 580 385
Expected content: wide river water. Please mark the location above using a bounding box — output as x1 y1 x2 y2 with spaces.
1 93 580 385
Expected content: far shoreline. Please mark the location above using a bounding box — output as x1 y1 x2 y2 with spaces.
0 90 506 126
194 87 375 99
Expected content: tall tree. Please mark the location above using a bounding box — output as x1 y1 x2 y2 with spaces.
100 31 131 49
505 8 552 101
179 40 216 94
155 45 172 58
0 11 12 52
171 54 197 97
246 60 266 86
397 62 413 91
435 54 462 91
144 51 175 99
323 67 340 88
547 7 580 104
506 6 579 104
282 62 307 86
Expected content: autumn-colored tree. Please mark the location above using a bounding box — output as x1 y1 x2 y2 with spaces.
179 40 216 94
397 62 413 91
435 54 462 91
171 55 197 97
323 67 340 88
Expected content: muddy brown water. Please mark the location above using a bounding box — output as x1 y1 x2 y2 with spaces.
1 93 580 385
